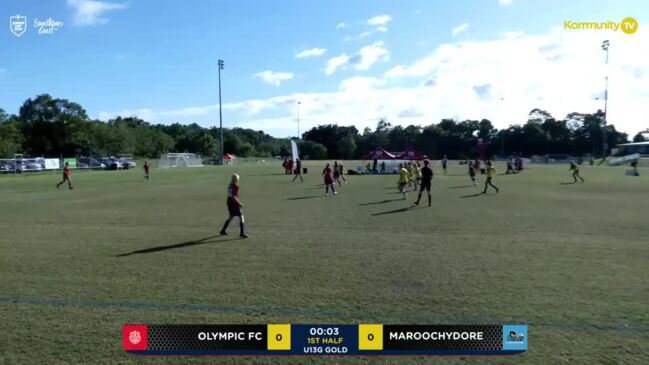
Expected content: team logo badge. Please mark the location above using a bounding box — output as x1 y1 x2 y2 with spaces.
10 15 27 37
129 330 142 344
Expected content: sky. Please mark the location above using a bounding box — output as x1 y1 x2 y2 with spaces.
1 0 648 138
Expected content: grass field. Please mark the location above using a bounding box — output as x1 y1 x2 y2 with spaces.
1 162 648 365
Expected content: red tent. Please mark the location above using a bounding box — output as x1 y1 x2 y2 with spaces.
396 147 424 160
224 153 236 160
369 147 397 160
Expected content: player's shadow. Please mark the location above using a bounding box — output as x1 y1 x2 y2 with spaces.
448 185 474 189
560 181 580 185
460 192 486 198
372 206 422 216
286 196 320 200
358 198 402 206
249 173 287 176
116 235 238 257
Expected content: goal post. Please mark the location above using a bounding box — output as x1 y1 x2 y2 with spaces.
158 153 204 168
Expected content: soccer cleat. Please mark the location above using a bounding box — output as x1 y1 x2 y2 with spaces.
414 201 419 206
333 191 337 195
220 231 228 236
240 233 249 239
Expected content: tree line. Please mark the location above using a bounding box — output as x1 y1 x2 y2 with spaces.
0 94 642 160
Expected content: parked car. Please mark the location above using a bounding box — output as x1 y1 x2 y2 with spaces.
0 161 15 172
99 157 122 170
16 160 43 172
118 158 136 169
78 157 106 169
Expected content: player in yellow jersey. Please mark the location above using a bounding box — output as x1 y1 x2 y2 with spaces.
482 161 499 194
414 162 422 189
398 163 410 199
570 160 585 183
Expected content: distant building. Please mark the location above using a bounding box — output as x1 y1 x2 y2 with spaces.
617 141 649 156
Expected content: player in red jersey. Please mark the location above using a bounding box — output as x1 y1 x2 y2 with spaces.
323 163 337 196
143 160 150 181
220 173 248 238
56 162 74 190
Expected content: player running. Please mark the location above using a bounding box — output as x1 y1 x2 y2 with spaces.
56 162 74 190
220 173 248 238
143 160 150 181
483 161 499 194
415 159 433 207
292 159 304 182
570 160 585 183
398 163 410 200
442 155 448 175
323 163 337 196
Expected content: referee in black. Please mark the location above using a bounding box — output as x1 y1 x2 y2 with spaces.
415 159 433 207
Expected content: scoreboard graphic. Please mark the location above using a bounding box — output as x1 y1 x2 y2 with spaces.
123 324 527 356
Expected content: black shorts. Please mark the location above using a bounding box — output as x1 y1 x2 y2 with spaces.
228 205 242 217
420 180 431 191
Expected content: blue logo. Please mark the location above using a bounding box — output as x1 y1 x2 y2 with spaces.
502 325 527 351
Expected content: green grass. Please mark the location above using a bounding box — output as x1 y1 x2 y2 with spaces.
1 162 648 365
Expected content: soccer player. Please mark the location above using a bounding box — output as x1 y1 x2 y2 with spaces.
570 160 585 183
282 158 289 174
483 161 499 194
333 161 341 185
413 162 421 189
336 162 347 185
220 173 248 238
323 163 337 196
468 162 477 186
398 163 410 199
415 159 433 207
56 162 73 190
292 159 304 182
143 160 150 181
442 155 448 175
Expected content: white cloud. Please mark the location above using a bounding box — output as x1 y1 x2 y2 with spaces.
452 22 470 37
499 0 513 6
99 24 649 137
376 26 388 33
325 41 390 75
253 70 294 86
336 22 346 29
67 0 127 26
359 31 372 38
367 14 392 26
352 41 390 70
339 76 386 92
295 48 327 59
324 54 351 75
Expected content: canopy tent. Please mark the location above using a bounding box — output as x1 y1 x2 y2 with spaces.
223 153 236 160
368 147 397 160
396 147 425 160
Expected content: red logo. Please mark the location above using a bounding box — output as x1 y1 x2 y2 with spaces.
123 325 148 351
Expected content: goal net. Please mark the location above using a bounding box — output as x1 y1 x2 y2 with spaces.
158 153 204 168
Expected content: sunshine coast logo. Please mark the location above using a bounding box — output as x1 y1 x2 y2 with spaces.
33 17 64 34
564 17 638 34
